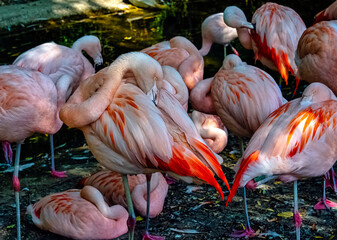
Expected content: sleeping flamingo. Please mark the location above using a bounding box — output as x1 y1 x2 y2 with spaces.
80 170 168 218
211 54 287 237
314 0 337 23
141 36 204 91
199 12 238 57
59 52 230 240
223 3 306 90
190 110 228 154
0 65 67 240
12 35 103 178
226 82 337 240
26 185 129 239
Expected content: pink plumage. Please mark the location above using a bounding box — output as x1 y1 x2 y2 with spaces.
141 36 204 91
314 0 337 23
27 186 128 240
81 170 168 218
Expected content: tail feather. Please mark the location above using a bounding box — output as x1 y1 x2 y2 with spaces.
226 151 260 206
157 143 225 200
314 10 328 24
190 138 231 193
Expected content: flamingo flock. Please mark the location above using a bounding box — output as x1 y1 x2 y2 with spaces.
1 1 337 240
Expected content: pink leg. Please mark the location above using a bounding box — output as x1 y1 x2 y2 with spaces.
49 134 67 178
229 187 255 238
142 174 165 240
2 141 13 164
314 176 337 210
325 168 337 193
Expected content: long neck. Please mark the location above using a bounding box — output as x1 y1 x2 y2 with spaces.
189 78 216 114
237 28 252 50
81 186 127 219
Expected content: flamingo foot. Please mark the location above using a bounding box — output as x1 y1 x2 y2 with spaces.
314 199 337 210
51 170 67 178
164 174 177 185
2 141 13 164
142 231 165 240
229 226 255 238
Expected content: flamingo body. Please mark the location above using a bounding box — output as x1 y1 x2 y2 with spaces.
314 0 337 23
27 186 128 240
141 36 204 90
224 3 306 87
199 12 238 56
60 52 230 200
296 20 337 96
81 170 168 218
211 54 287 139
227 82 337 204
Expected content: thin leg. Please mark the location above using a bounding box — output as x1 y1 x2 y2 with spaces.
13 142 21 240
50 134 66 178
143 174 164 240
314 176 337 210
122 174 136 240
229 138 255 237
293 181 301 240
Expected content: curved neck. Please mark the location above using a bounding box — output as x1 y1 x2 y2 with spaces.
237 28 252 50
189 78 216 114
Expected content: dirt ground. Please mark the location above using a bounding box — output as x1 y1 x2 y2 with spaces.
0 0 337 240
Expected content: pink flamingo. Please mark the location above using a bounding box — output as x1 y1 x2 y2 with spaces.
190 77 217 114
226 82 337 240
211 54 287 237
26 185 129 239
0 65 68 240
223 3 306 90
314 0 337 23
296 20 337 208
199 12 238 57
190 110 228 154
59 52 230 240
80 170 168 218
141 36 204 91
12 35 103 177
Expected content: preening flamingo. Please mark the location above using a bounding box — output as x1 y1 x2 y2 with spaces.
191 110 228 154
198 12 238 57
13 35 103 177
314 0 337 23
26 186 129 239
141 36 204 91
223 3 306 90
0 65 67 240
59 52 230 240
226 82 337 240
211 54 287 237
80 170 168 218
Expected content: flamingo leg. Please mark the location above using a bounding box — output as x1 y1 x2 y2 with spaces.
228 43 239 56
142 174 164 240
230 138 255 237
2 141 13 164
314 176 337 210
49 134 67 178
122 174 136 240
293 180 301 240
13 142 21 240
325 167 337 193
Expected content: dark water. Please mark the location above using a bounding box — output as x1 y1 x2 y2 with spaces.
0 0 333 158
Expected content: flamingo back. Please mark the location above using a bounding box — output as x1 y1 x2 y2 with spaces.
314 1 337 23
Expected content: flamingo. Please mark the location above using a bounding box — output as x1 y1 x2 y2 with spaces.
314 0 337 23
59 52 230 240
141 36 204 91
198 12 238 57
0 65 68 240
190 110 228 154
211 54 287 237
223 3 306 90
80 170 168 218
12 35 103 178
226 82 337 240
295 19 337 208
26 185 129 239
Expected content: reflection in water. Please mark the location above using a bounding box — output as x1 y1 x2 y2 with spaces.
0 0 333 157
